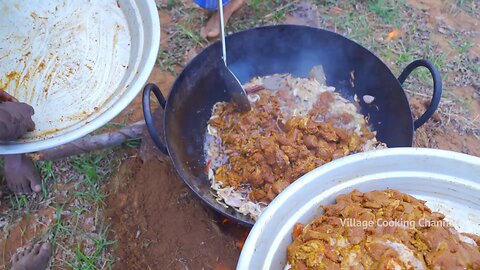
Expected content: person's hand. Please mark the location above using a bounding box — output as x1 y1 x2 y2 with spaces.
0 90 18 102
0 102 35 141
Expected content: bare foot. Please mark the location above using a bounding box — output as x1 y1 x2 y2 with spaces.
4 154 42 194
201 0 245 39
11 242 51 270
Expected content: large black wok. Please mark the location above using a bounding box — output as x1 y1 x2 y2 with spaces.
142 25 442 225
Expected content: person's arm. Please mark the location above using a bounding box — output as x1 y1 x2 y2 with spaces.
0 90 18 102
0 90 35 141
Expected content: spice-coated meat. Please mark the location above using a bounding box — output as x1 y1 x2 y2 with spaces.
209 89 378 203
287 189 480 270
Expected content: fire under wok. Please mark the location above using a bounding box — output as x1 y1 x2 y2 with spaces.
142 25 442 225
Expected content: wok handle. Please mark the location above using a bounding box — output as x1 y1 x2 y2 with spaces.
142 83 168 155
398 59 442 130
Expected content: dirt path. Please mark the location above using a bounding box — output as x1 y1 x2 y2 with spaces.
105 143 242 269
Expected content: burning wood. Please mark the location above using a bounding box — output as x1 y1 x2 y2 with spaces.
217 217 251 250
29 121 145 160
237 232 249 250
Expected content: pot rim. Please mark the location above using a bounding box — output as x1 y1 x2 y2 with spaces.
0 0 160 154
160 25 417 225
238 147 480 269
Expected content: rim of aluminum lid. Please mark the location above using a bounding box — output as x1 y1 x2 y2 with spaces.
237 147 480 270
0 0 160 154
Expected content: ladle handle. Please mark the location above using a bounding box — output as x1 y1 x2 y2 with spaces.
142 83 168 155
398 59 442 130
218 0 227 64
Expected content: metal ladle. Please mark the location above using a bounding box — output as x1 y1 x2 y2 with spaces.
217 0 251 112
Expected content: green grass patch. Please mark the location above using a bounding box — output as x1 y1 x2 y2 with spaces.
454 0 479 16
449 33 472 55
71 243 114 269
37 160 55 200
71 153 110 204
123 138 142 149
178 24 207 47
457 41 472 54
37 151 119 269
65 224 116 270
8 194 30 213
333 12 374 45
463 56 480 74
410 51 446 85
233 0 296 32
166 0 182 10
50 205 73 239
313 0 337 6
158 49 178 75
98 122 127 133
368 0 401 25
417 44 446 83
251 0 262 12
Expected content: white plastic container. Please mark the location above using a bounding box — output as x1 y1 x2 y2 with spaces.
238 148 480 270
0 0 160 154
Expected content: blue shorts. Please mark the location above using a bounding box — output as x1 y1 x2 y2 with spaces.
194 0 230 10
